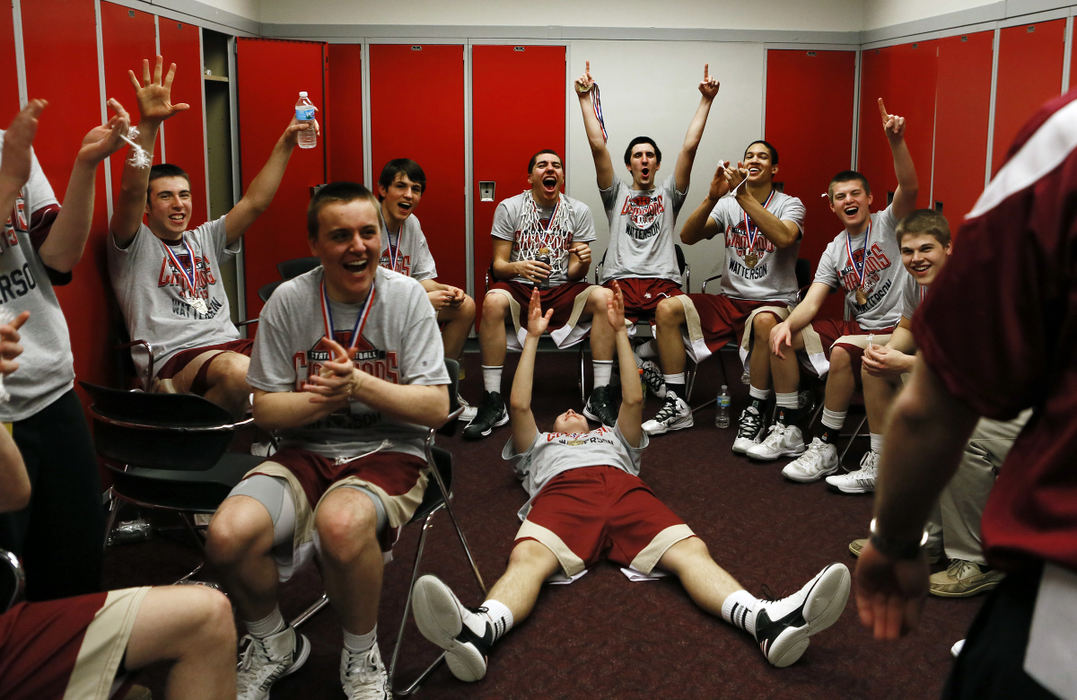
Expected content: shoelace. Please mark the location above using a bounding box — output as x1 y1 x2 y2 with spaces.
237 638 287 692
654 396 681 421
761 423 787 446
736 409 762 437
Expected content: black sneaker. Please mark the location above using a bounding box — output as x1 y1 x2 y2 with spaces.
731 403 767 455
638 359 666 399
412 575 495 682
462 390 508 440
582 385 618 426
751 563 851 668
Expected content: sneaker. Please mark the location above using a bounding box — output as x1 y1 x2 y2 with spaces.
849 537 942 565
583 385 618 427
929 560 1005 598
746 423 806 461
642 392 693 435
781 438 839 483
752 563 851 668
825 450 879 493
236 625 311 700
951 639 965 658
462 391 508 440
848 538 866 558
340 644 389 699
731 404 766 455
412 575 495 682
638 359 666 399
456 394 478 422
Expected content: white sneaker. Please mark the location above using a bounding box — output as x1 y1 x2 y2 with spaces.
746 423 806 461
781 438 840 482
456 394 478 422
825 449 879 493
236 625 311 700
339 644 390 699
751 563 851 668
412 575 496 682
642 392 693 435
731 404 767 455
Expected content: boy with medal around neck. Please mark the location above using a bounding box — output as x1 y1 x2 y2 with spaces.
108 56 312 416
747 98 918 475
641 140 805 438
205 182 450 699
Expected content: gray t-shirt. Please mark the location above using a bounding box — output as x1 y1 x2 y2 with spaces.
0 135 75 420
502 424 648 520
107 217 239 377
708 190 805 305
901 273 927 320
491 191 596 286
599 174 686 284
379 215 436 282
814 204 909 330
248 266 449 461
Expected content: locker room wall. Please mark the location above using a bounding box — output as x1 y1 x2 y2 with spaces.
0 9 17 118
325 43 364 184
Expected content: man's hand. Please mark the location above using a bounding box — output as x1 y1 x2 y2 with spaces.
427 289 458 312
698 64 720 100
605 279 626 332
568 242 591 266
516 258 552 285
862 343 913 377
878 98 905 146
706 161 733 201
303 336 360 405
525 289 553 338
129 55 189 125
281 117 317 149
769 320 793 358
574 60 595 94
0 311 29 375
0 100 46 193
75 98 131 166
854 539 930 640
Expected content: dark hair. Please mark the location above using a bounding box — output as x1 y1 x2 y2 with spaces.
377 159 426 199
528 149 563 173
828 170 871 200
147 163 190 199
307 181 381 240
896 209 951 247
623 136 662 166
745 140 779 165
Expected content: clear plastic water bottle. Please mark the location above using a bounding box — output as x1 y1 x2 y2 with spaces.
295 91 317 149
536 254 551 289
715 384 731 428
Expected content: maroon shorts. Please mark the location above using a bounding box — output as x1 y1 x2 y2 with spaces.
809 319 895 375
688 295 780 354
604 278 683 321
489 280 592 329
157 338 254 394
518 466 690 575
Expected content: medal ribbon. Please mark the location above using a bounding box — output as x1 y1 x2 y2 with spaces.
535 192 561 254
320 281 376 352
742 188 776 259
160 235 200 300
385 222 402 273
845 218 872 291
590 83 608 143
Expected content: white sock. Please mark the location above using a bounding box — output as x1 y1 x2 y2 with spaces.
244 607 286 638
748 385 771 402
482 365 503 394
663 372 685 385
721 590 761 636
593 360 613 387
869 433 884 454
821 408 847 431
343 625 377 653
480 599 514 643
775 392 798 410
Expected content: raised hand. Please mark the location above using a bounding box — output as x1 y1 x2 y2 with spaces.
0 100 46 192
708 161 733 200
574 60 595 94
878 98 905 145
128 56 190 124
526 289 553 337
698 63 720 99
281 116 317 148
76 98 131 165
605 279 626 332
0 311 29 375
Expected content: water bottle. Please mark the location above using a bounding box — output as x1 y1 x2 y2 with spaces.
536 253 551 289
715 384 731 428
295 91 317 149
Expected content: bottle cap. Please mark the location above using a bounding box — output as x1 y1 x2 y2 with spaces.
720 384 728 391
299 91 308 97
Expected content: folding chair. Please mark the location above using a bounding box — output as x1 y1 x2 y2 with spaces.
0 549 24 612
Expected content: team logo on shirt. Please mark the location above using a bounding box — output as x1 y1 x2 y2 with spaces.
293 333 400 390
839 243 893 305
620 194 665 240
379 251 411 276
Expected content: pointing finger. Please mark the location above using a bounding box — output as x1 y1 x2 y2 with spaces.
703 63 709 80
877 97 889 123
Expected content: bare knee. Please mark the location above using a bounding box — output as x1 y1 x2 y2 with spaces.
587 286 613 312
314 492 380 565
456 294 477 324
660 536 712 574
829 345 852 372
187 585 236 648
654 297 684 329
752 312 778 339
481 293 510 325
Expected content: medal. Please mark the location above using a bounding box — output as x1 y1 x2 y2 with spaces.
741 189 775 272
845 219 872 306
855 288 867 306
745 252 759 268
188 295 209 315
161 235 211 315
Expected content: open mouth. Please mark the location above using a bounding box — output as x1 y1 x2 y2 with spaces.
843 206 858 217
748 166 761 176
343 259 368 273
910 262 931 275
542 176 558 189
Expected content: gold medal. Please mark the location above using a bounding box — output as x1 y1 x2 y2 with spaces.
745 252 758 269
855 288 868 306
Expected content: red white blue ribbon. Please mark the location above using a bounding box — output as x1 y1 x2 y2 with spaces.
384 223 402 273
160 235 200 300
742 188 776 258
320 281 375 351
590 83 608 143
845 218 872 290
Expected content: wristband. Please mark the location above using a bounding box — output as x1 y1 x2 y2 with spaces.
868 517 929 560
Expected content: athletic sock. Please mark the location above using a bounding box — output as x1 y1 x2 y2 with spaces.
343 625 377 654
482 365 503 394
244 607 286 638
819 408 847 443
721 590 761 636
592 360 613 388
664 373 685 399
775 392 799 424
869 433 884 454
480 599 514 643
748 385 771 402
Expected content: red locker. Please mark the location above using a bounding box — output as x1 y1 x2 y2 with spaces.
0 6 18 119
158 20 208 225
326 44 364 184
471 44 566 301
933 32 993 226
369 44 466 290
236 37 326 316
765 48 855 319
993 20 1065 173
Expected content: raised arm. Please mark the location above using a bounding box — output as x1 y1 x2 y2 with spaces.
0 311 31 512
0 101 46 228
223 118 309 244
110 56 190 248
574 61 615 190
608 281 643 447
673 65 720 193
679 161 730 245
878 98 918 222
508 290 550 452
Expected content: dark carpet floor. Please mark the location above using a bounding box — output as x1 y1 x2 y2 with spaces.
104 350 981 699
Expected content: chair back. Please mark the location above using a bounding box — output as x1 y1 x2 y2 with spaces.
277 257 321 280
0 549 24 612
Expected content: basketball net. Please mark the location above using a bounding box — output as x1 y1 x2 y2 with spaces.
513 191 574 277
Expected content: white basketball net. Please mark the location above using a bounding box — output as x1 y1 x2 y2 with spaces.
512 191 574 275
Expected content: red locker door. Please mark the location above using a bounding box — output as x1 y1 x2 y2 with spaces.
933 32 993 227
993 20 1066 173
765 48 856 319
158 19 208 225
857 41 937 211
326 44 364 184
472 45 566 301
235 37 327 316
0 6 18 119
369 44 466 289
